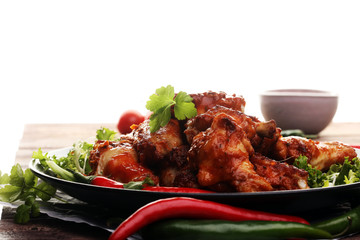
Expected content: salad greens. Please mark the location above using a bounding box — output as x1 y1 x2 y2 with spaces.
33 127 116 177
294 155 360 188
0 127 116 224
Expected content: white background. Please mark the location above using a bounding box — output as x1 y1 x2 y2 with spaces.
1 0 360 173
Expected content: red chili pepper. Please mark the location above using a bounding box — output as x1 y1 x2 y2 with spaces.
142 186 213 193
80 174 213 193
91 176 125 188
108 197 309 240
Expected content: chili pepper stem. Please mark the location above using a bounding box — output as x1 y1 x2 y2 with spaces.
313 205 360 236
332 216 353 238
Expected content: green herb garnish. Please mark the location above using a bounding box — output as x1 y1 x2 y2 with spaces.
0 127 126 224
96 127 117 141
146 85 197 133
0 164 57 224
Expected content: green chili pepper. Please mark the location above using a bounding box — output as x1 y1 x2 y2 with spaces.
313 205 360 236
142 219 332 240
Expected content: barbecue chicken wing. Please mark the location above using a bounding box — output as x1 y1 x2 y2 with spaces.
185 106 281 155
272 136 357 171
188 113 273 192
251 153 309 190
89 140 159 184
189 91 246 115
132 119 199 188
159 145 199 188
132 119 184 168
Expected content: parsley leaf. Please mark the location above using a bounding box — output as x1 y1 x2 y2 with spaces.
146 85 197 132
0 184 22 202
0 170 10 184
96 127 117 141
174 91 198 120
15 204 32 224
9 164 26 187
0 164 58 224
35 181 57 201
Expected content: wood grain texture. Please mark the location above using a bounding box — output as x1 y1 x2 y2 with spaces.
1 207 110 240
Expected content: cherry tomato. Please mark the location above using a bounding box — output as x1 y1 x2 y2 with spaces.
117 110 145 134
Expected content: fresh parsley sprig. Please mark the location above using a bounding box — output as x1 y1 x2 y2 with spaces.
0 164 58 224
0 127 120 224
96 127 117 141
146 85 197 133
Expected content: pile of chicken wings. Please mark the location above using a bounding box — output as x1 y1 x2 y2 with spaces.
89 92 356 192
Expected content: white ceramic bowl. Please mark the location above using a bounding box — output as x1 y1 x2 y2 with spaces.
260 89 338 134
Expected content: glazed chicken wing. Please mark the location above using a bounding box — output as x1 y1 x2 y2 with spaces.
89 140 159 184
251 153 309 190
189 91 246 115
188 113 273 192
185 105 281 154
272 136 357 171
159 145 199 188
132 118 198 187
132 119 184 168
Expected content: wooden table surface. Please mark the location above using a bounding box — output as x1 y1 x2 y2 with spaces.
2 122 360 239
